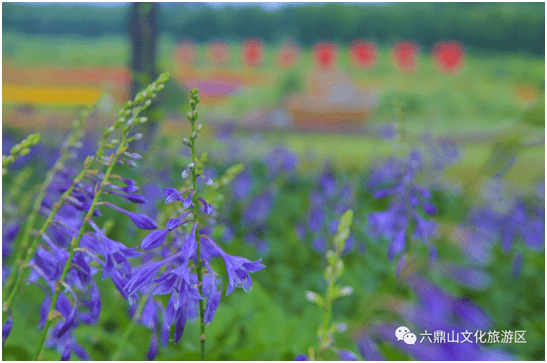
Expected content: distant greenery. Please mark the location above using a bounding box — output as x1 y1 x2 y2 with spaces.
2 2 544 56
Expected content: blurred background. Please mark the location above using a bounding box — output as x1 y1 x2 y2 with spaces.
2 2 544 186
2 2 545 361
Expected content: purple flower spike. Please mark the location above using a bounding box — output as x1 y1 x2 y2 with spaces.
141 229 170 250
104 202 158 230
163 188 184 204
198 197 213 215
295 355 308 361
338 350 359 361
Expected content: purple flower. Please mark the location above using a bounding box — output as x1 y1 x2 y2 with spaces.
104 202 158 230
203 260 222 324
181 223 198 260
338 349 359 361
367 151 438 260
243 189 274 225
141 229 170 250
308 207 326 233
232 170 253 200
2 312 13 346
356 332 384 360
311 236 327 253
201 236 265 296
154 261 203 343
403 275 491 332
295 354 308 361
125 260 167 296
265 147 298 176
198 197 214 215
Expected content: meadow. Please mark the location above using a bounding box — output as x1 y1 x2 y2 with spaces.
2 31 545 361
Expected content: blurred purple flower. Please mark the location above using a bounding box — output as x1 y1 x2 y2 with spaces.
266 147 298 176
243 189 274 225
232 170 253 200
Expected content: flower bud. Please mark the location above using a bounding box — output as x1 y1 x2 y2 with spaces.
144 99 152 107
187 112 193 122
183 138 192 147
188 162 195 170
190 99 196 108
138 117 148 123
340 286 353 296
191 131 198 139
133 133 143 140
305 291 318 302
20 148 30 156
196 124 203 132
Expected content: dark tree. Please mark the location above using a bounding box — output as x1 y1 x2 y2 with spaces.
129 2 160 151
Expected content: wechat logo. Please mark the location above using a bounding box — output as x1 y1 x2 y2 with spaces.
395 326 417 345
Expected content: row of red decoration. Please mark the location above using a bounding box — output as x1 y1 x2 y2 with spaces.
175 39 466 73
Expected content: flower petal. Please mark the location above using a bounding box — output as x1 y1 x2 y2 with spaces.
141 229 170 250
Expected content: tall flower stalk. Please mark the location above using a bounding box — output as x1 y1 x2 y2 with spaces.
187 88 207 360
302 209 359 361
118 88 265 360
32 73 169 359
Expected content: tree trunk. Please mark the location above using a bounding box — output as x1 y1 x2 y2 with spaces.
129 2 160 152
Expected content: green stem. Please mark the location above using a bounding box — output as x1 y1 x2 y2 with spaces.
33 132 129 360
111 290 152 360
190 118 206 361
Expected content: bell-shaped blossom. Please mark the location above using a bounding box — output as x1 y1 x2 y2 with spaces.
203 260 222 324
201 236 265 296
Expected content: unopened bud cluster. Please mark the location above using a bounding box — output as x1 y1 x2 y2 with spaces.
304 210 356 360
2 133 41 175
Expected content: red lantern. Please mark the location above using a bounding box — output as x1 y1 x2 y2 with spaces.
350 40 377 69
392 41 419 73
432 41 465 74
242 38 264 67
314 42 337 71
175 39 196 65
209 40 230 66
277 41 299 69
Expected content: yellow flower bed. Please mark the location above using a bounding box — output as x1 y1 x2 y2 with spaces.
3 85 102 107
